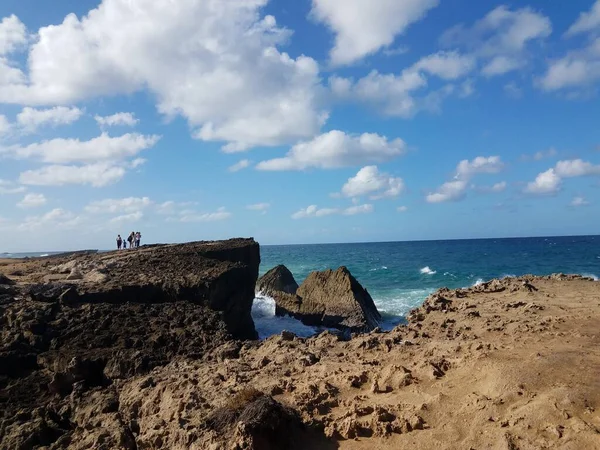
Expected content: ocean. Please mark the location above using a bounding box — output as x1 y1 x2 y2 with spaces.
4 236 599 339
252 235 600 338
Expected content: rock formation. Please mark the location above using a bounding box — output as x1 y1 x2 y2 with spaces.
256 265 299 297
271 266 382 332
0 239 260 448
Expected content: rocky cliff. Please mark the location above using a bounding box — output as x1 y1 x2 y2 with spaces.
0 239 260 448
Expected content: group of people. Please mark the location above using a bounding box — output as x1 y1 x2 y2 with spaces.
116 231 142 250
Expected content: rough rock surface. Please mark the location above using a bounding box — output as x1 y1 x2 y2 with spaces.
2 250 600 449
0 239 260 448
256 265 299 297
276 266 382 332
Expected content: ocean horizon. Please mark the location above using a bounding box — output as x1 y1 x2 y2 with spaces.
3 235 599 340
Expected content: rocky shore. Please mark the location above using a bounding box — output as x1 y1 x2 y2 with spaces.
1 240 600 449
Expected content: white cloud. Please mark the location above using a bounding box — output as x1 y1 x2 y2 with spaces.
110 211 143 224
1 132 159 164
456 156 504 178
0 178 25 194
491 181 507 192
95 112 138 128
17 193 46 209
256 130 405 171
85 197 152 214
340 165 404 199
538 41 600 91
177 207 232 223
525 147 558 161
0 2 326 151
555 159 600 177
228 159 251 173
412 51 476 80
427 156 504 203
482 56 523 77
441 6 552 77
0 114 11 136
540 2 600 92
331 51 475 118
397 206 408 212
18 208 81 231
426 180 468 203
0 15 27 55
344 204 374 215
566 0 600 36
311 0 439 66
524 168 562 195
247 203 270 212
291 203 373 219
570 196 590 207
19 163 126 187
16 106 83 132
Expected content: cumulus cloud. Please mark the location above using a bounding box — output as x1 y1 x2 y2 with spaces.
16 106 83 132
340 166 404 199
0 15 27 55
256 131 405 171
311 0 439 66
85 197 152 214
291 203 373 219
456 156 504 178
17 193 46 208
228 159 251 173
441 6 552 77
330 51 475 118
19 163 127 187
427 156 504 203
524 168 562 195
525 159 600 196
540 2 600 92
0 1 326 151
554 159 600 177
95 112 138 128
491 181 507 192
426 180 468 203
1 132 159 164
566 0 600 37
570 196 590 207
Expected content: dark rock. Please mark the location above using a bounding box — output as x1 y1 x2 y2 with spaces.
0 272 16 285
257 265 299 296
275 267 381 332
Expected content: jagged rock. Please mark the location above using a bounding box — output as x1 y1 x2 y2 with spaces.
256 265 299 296
276 267 381 332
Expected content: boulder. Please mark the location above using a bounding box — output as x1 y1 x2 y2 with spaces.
277 267 381 333
0 272 15 285
256 265 299 296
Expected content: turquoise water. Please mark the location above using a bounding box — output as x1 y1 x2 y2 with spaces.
4 237 599 339
252 235 600 338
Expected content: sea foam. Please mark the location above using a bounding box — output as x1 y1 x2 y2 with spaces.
420 266 436 275
252 294 324 340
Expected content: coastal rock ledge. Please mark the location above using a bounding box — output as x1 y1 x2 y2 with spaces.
258 265 381 332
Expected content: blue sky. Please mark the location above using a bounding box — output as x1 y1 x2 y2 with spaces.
0 0 599 251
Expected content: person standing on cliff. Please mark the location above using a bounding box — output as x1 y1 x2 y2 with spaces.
127 232 134 249
117 234 122 250
135 231 141 248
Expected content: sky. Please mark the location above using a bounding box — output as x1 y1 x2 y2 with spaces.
0 0 599 251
